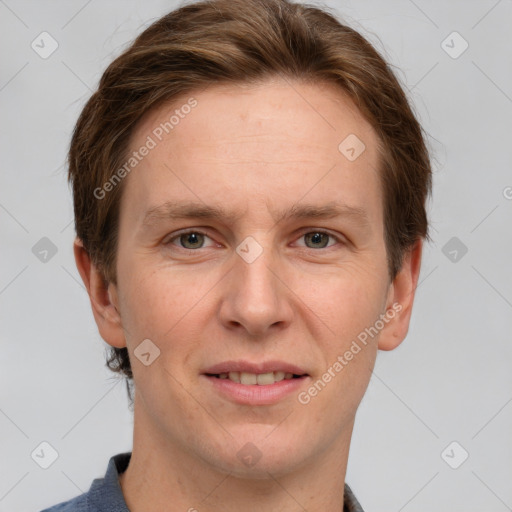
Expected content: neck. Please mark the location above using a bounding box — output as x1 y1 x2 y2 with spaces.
119 398 354 512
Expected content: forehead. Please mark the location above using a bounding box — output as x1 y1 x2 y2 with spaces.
133 78 378 151
121 78 382 227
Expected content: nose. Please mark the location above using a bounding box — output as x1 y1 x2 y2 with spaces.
218 242 294 337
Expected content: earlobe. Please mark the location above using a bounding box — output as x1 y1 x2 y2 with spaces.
377 239 423 351
73 237 127 349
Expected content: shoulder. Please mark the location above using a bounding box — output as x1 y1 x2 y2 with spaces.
39 493 88 512
39 452 132 512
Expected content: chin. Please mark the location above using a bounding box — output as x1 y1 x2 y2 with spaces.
201 425 313 478
216 449 307 480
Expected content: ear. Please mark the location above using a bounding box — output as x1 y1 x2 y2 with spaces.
73 237 126 349
378 239 423 351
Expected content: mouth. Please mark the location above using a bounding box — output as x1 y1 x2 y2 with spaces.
201 361 310 405
205 371 307 386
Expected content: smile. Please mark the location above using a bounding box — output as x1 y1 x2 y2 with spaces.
201 361 310 405
206 371 304 386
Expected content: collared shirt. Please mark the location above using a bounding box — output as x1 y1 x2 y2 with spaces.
40 452 364 512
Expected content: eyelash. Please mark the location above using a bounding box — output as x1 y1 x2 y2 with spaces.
163 228 344 252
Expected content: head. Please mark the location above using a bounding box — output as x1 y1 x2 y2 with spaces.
72 0 431 477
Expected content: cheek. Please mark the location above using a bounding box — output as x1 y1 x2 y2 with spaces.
117 265 220 386
296 267 387 339
119 263 203 334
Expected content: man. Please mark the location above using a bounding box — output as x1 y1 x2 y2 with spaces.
41 0 432 510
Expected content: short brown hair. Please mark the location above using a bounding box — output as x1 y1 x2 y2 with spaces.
68 0 432 399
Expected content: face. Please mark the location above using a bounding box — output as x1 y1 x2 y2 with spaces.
98 77 413 477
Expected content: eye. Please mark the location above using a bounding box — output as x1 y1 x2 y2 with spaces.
164 230 216 250
295 230 342 249
163 228 343 252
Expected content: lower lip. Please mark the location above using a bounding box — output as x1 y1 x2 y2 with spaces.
202 375 309 405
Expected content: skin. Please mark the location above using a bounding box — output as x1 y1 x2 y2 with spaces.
75 76 422 512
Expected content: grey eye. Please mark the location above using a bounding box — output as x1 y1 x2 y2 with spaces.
303 232 332 249
179 232 206 249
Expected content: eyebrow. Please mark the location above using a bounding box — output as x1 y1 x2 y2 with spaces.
140 200 370 230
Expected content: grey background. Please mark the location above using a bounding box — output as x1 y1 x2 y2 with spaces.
1 0 511 511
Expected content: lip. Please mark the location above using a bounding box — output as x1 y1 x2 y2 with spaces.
202 374 309 405
201 360 310 406
202 359 308 375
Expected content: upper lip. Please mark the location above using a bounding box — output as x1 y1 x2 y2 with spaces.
202 360 309 375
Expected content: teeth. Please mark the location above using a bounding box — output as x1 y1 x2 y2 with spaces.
240 372 258 385
217 371 299 385
274 371 285 382
228 371 240 383
256 372 274 385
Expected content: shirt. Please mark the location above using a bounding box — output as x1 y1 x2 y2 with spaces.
40 452 364 512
